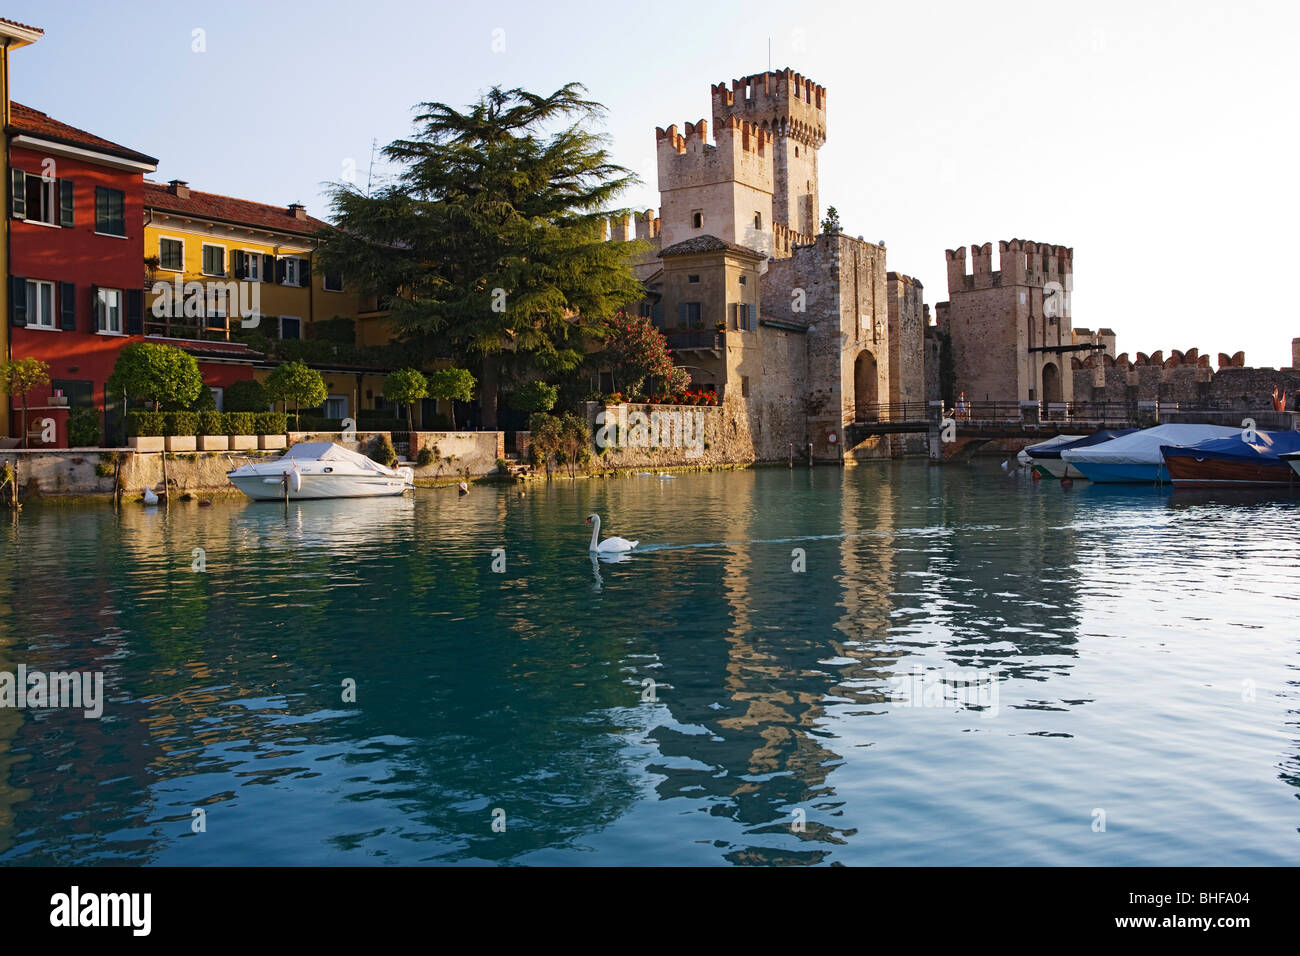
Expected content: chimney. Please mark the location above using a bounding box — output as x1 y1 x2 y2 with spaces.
168 179 190 199
288 202 307 220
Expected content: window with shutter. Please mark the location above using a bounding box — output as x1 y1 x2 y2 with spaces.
94 186 125 236
10 169 26 219
202 245 225 276
159 238 183 271
59 283 77 331
9 275 27 326
59 180 74 227
125 290 143 335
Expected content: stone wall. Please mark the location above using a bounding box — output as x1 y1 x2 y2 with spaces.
6 430 507 498
1070 351 1300 409
887 272 927 406
583 401 752 469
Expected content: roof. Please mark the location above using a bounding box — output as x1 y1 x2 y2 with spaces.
9 102 157 166
163 338 265 362
659 235 767 260
144 181 333 237
0 17 42 43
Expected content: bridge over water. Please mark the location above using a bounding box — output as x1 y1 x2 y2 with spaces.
844 401 1296 461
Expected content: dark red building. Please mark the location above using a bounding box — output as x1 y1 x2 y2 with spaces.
7 102 158 443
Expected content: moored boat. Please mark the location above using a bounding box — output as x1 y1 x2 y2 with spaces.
1283 451 1300 480
1060 424 1239 483
1161 430 1300 488
1025 429 1137 479
1017 434 1084 473
227 442 414 500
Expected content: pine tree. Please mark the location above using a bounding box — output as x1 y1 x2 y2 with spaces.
315 84 647 426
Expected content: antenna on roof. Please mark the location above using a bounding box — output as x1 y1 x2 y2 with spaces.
768 37 771 73
366 138 378 197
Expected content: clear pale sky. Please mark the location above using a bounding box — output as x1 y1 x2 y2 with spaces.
11 0 1297 366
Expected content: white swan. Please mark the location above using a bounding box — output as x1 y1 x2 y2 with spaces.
142 486 159 505
586 513 638 553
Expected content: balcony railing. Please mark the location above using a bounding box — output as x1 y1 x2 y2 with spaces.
665 330 724 351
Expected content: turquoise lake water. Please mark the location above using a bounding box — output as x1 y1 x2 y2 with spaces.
0 461 1297 866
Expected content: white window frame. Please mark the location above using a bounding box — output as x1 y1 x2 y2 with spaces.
159 236 185 272
242 250 261 282
201 243 226 277
23 174 57 226
96 287 123 335
324 394 347 419
282 258 302 287
209 387 224 412
26 279 56 329
323 272 343 293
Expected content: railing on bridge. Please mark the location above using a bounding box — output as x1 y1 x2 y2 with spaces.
857 401 1179 427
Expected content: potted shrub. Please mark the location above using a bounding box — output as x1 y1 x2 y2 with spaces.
255 411 288 450
164 410 198 452
225 411 258 450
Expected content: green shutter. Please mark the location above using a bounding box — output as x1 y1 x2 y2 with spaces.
9 276 27 326
59 283 76 330
10 169 25 219
262 254 275 283
125 289 143 335
232 250 245 279
59 180 74 227
89 285 99 331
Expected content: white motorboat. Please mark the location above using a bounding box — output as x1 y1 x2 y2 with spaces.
227 442 414 500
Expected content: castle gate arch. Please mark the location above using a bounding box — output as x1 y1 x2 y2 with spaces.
854 350 879 420
1042 361 1062 405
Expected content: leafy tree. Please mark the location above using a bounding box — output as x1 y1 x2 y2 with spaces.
225 378 271 413
265 360 328 429
821 206 841 235
558 412 591 477
383 367 429 432
600 311 675 396
513 380 558 414
106 343 203 413
314 83 647 427
0 357 51 448
528 412 564 479
426 367 477 429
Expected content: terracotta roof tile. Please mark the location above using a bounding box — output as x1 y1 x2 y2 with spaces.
144 181 333 237
8 102 157 166
659 234 766 259
0 17 42 35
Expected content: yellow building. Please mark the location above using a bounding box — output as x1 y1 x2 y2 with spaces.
142 179 411 421
0 16 43 437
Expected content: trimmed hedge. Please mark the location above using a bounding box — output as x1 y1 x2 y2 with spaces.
254 412 287 435
225 412 257 436
128 410 287 437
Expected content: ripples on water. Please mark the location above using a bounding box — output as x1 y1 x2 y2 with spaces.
0 462 1296 865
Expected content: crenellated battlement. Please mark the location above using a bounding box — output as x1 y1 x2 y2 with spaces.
711 68 827 147
656 115 775 199
772 222 815 259
946 239 1075 293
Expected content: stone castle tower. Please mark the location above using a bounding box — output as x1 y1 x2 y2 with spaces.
655 69 826 258
938 240 1075 404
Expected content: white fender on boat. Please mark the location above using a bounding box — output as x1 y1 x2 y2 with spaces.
289 467 302 493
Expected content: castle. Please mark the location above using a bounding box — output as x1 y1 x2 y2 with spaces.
612 68 1295 460
613 68 930 460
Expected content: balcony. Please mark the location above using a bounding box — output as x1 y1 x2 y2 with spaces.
664 330 724 352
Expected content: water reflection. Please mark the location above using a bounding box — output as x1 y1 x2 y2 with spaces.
0 464 1296 865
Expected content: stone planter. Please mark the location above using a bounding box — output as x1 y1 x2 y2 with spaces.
198 435 229 451
228 435 257 450
258 434 287 450
128 436 164 452
165 435 197 452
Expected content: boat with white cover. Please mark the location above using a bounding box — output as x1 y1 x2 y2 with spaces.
1059 424 1239 483
227 442 414 500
